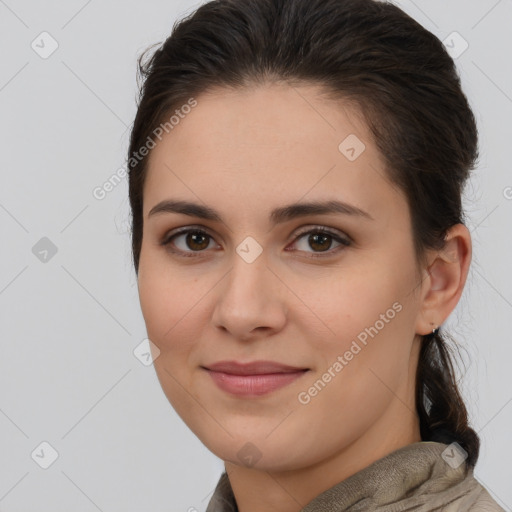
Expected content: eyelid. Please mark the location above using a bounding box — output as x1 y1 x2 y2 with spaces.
293 225 352 243
161 224 217 246
161 223 352 257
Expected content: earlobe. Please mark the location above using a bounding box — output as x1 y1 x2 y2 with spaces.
415 224 472 336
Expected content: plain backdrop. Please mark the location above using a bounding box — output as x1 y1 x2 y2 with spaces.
0 0 511 510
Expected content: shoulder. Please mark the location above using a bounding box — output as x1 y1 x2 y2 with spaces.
449 472 506 512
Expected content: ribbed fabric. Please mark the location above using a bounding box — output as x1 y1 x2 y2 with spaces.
205 441 505 512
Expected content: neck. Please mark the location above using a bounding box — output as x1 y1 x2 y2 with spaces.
225 405 422 512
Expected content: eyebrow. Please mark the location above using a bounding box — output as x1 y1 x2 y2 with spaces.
148 199 374 225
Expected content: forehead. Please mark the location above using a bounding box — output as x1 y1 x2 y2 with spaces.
142 83 405 226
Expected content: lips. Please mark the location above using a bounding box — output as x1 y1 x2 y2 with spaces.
204 360 308 375
202 360 309 397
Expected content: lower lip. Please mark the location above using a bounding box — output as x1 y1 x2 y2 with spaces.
204 369 308 397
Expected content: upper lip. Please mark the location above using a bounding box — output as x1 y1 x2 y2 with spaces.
203 360 308 375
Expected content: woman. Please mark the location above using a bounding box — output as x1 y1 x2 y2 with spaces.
126 0 505 510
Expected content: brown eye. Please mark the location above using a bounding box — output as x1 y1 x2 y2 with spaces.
290 227 351 258
161 228 216 257
308 232 332 252
183 231 210 251
161 225 351 259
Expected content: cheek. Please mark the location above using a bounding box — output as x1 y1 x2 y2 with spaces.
305 262 417 396
137 254 215 372
137 274 172 340
137 251 191 344
304 265 404 340
137 261 203 413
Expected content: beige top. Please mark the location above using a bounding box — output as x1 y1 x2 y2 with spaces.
205 441 505 511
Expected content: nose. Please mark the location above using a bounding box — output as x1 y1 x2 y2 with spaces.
211 245 287 341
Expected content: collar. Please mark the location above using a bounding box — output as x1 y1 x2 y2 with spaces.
205 441 484 511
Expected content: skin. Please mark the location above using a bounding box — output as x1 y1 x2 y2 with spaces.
136 83 472 512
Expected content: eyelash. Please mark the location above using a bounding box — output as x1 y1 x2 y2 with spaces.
160 225 351 259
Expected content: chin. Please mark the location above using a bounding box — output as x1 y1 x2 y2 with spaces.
192 426 317 472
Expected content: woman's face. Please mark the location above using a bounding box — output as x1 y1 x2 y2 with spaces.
137 83 428 471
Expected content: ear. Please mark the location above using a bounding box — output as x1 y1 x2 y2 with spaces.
415 224 472 336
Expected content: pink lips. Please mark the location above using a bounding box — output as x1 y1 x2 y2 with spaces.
203 360 309 397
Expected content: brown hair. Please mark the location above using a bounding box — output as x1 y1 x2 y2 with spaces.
127 0 480 467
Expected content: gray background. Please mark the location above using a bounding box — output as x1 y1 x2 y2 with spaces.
0 0 511 510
